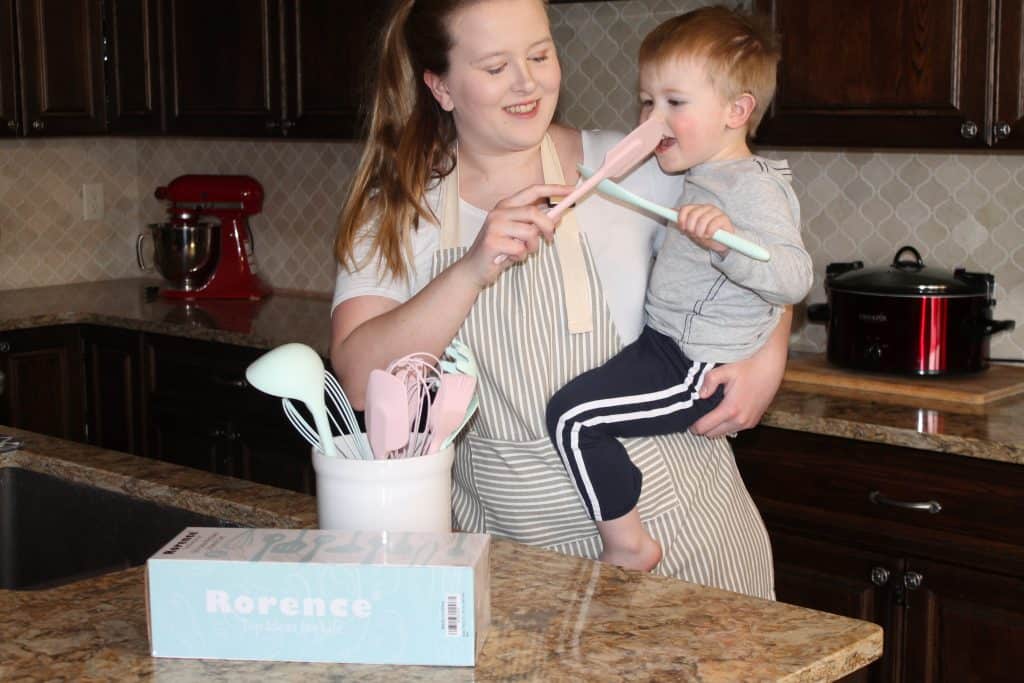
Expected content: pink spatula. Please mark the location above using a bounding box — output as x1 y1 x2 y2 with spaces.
495 116 668 263
549 116 668 220
365 369 410 459
427 374 477 454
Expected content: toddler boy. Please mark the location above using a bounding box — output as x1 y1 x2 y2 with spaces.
546 6 813 571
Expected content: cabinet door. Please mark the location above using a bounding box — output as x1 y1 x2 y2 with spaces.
16 0 106 135
282 0 388 138
105 0 163 134
236 419 315 494
0 0 17 136
143 333 315 487
0 327 84 440
81 326 143 455
771 532 902 683
755 0 992 148
994 0 1024 148
147 402 231 474
903 559 1024 683
163 0 282 136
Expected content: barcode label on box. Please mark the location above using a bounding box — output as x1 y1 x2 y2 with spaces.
445 593 462 637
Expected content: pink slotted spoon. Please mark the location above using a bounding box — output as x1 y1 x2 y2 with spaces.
494 116 669 263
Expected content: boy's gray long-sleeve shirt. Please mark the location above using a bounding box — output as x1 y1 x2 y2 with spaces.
644 156 813 363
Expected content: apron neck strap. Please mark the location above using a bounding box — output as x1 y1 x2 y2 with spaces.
438 135 594 334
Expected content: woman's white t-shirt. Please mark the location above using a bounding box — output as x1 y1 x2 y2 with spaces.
332 129 679 345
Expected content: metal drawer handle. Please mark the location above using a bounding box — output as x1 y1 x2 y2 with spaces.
869 490 942 514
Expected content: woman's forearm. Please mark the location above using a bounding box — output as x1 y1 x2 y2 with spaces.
690 305 792 437
330 260 482 409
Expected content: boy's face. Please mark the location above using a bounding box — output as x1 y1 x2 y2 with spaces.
639 57 748 173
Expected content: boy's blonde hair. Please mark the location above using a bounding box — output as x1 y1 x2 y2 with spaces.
639 5 779 136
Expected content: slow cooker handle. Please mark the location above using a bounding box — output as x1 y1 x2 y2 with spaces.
892 245 924 270
806 303 830 324
981 319 1016 336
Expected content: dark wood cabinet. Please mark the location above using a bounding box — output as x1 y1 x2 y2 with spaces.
105 0 164 134
772 533 902 683
755 0 1022 149
0 326 84 441
902 559 1024 683
0 323 313 493
734 426 1024 682
0 0 17 136
281 0 387 138
81 325 144 455
15 0 107 135
162 0 387 138
994 0 1024 147
162 0 283 136
143 333 314 492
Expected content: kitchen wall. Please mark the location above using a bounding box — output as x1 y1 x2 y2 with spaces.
0 0 1021 359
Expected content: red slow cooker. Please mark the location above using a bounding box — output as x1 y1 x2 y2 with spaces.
807 246 1016 375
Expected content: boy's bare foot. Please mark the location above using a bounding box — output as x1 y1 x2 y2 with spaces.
599 533 663 572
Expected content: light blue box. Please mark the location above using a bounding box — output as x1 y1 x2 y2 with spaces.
146 528 491 666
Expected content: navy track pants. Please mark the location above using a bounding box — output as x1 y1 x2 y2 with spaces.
545 325 724 522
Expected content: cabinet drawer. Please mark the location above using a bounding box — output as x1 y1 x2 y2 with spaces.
144 334 263 405
734 428 1024 552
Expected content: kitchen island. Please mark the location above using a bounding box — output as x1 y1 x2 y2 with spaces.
0 427 882 682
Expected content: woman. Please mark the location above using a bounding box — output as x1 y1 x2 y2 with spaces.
331 0 788 599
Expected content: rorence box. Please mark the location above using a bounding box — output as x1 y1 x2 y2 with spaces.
146 528 491 666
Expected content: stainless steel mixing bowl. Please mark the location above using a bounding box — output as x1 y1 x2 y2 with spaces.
138 221 219 291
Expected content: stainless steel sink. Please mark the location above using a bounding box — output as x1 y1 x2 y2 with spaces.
0 466 239 591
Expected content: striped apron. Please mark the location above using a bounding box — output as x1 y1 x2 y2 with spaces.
432 136 775 599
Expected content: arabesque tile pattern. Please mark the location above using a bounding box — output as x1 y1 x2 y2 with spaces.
0 0 1020 358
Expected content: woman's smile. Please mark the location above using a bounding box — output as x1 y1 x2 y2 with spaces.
504 100 540 116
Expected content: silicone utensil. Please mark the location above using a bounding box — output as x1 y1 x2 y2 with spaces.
245 343 339 457
494 116 669 264
440 389 480 450
439 338 479 377
576 163 771 262
427 373 477 453
365 369 410 459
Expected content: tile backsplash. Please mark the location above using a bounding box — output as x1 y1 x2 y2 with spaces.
0 0 1020 359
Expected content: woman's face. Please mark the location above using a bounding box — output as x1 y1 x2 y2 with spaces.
427 0 560 154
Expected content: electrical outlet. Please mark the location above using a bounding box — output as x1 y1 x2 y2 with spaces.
82 183 103 220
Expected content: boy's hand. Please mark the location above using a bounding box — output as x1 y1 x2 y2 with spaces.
676 204 734 254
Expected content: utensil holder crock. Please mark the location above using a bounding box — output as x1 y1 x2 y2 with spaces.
312 435 454 533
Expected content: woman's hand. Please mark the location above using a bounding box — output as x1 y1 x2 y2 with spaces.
690 307 793 438
459 184 575 288
676 204 734 255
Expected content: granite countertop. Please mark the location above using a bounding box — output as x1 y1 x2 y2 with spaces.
0 278 334 356
765 376 1024 466
0 427 882 682
1 278 1020 463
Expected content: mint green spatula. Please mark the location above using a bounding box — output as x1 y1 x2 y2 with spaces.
577 163 771 262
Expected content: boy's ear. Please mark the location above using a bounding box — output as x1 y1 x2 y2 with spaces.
726 93 756 130
423 71 455 112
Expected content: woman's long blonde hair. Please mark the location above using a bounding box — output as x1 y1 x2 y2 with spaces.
335 0 463 281
336 0 549 281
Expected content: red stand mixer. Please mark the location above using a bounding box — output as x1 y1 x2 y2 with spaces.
140 175 272 300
